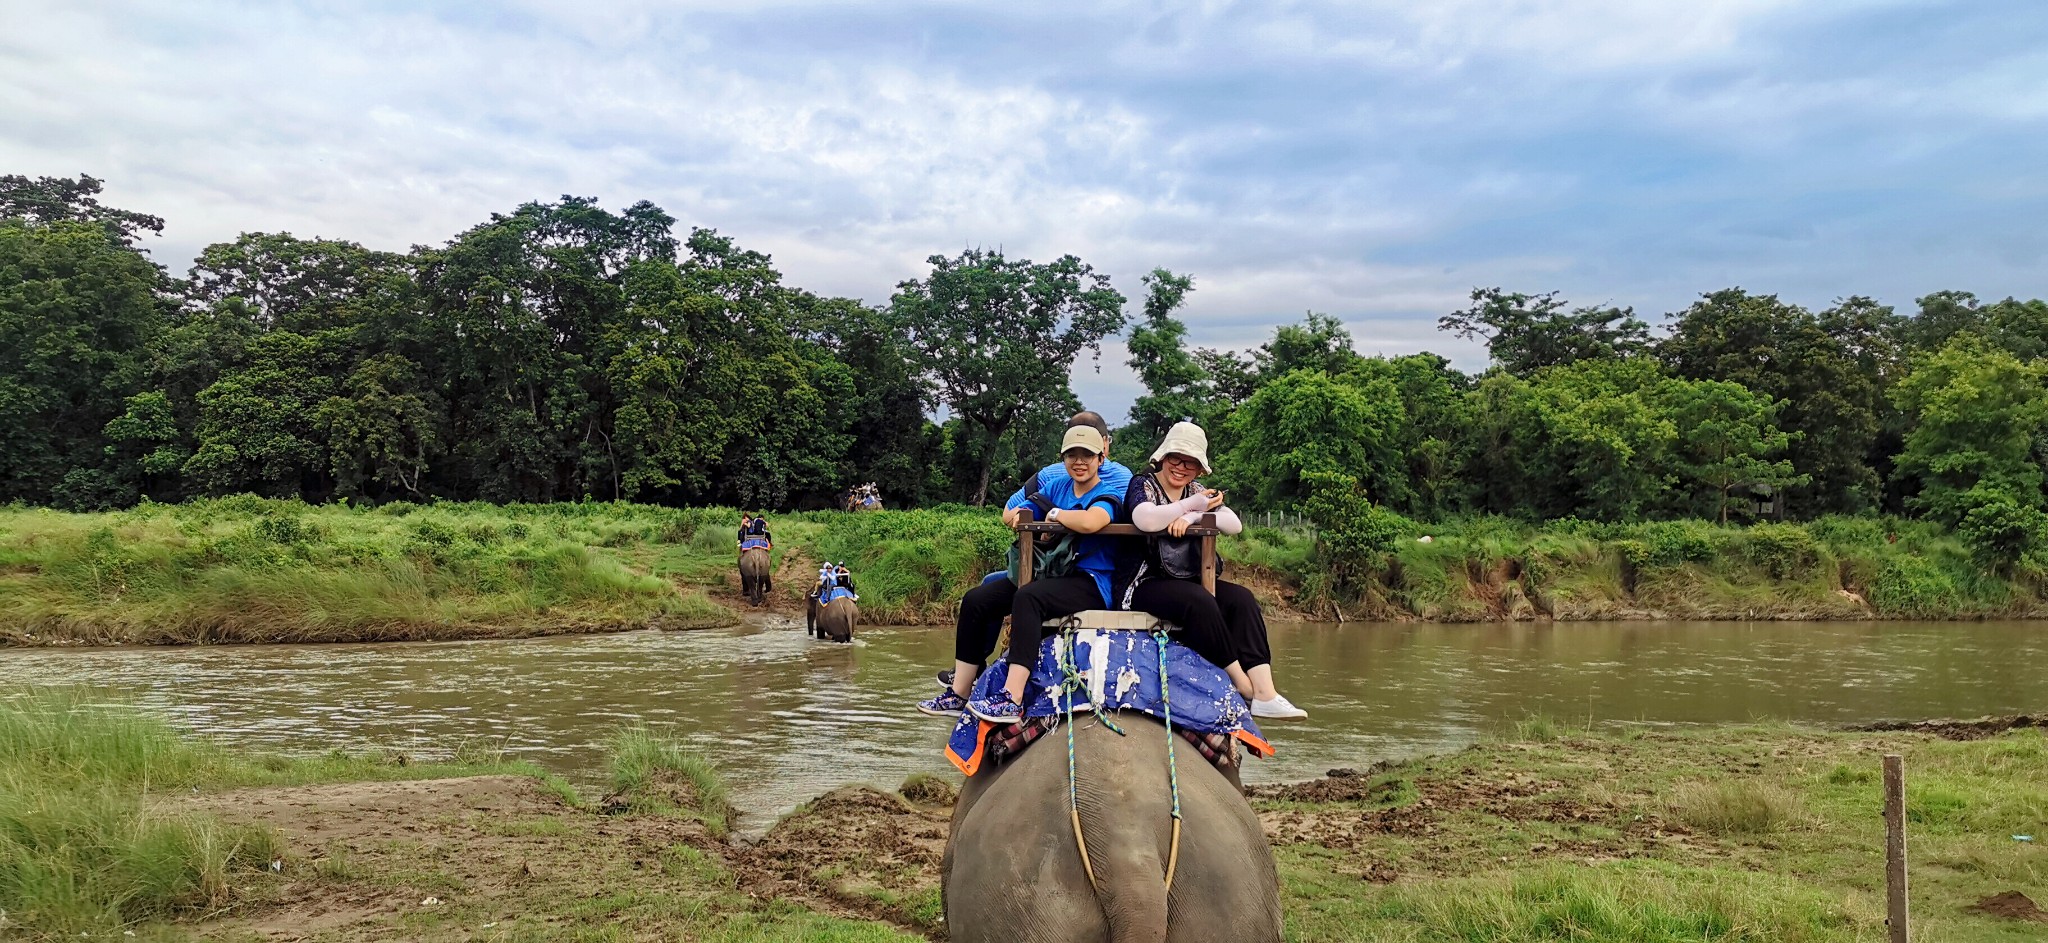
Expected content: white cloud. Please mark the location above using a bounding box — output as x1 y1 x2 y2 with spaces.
2 0 2041 423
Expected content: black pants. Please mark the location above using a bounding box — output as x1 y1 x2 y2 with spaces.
953 575 1104 671
1127 578 1272 672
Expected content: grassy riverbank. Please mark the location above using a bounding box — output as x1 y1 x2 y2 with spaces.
3 498 2045 646
5 693 2042 941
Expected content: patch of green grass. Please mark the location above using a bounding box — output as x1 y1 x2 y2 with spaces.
1667 780 1803 836
605 727 734 836
1369 861 1858 942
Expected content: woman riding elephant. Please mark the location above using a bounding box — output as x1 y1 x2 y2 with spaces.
1120 422 1306 719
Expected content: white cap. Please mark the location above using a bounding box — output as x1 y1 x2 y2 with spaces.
1149 421 1212 474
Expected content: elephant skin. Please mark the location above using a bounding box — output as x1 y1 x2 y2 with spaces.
811 597 856 642
941 714 1282 943
738 548 771 607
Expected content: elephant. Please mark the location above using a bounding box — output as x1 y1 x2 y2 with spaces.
941 713 1283 943
738 548 771 607
808 595 857 642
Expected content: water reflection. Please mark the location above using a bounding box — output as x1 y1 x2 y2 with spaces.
3 620 2043 828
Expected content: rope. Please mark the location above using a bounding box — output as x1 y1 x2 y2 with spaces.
1059 624 1101 893
1055 620 1183 896
1156 627 1183 892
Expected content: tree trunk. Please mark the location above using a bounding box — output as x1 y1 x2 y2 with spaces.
974 453 994 507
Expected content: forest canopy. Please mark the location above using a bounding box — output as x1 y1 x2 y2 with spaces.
5 173 2048 569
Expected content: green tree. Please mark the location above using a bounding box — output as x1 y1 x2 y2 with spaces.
182 331 335 496
1258 312 1360 378
1124 268 1210 444
103 390 188 500
420 197 676 501
1342 354 1476 519
0 173 164 247
1890 336 2048 526
1217 369 1405 511
1659 288 1883 515
1440 288 1649 375
1664 379 1805 523
0 220 166 506
1469 359 1678 521
796 295 937 505
889 248 1127 504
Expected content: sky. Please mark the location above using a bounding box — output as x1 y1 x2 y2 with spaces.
4 0 2045 422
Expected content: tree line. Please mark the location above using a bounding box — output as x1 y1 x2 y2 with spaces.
5 174 2047 566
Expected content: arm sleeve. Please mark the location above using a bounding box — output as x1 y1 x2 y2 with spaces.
1132 501 1183 532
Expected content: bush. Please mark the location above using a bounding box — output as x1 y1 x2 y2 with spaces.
1954 487 2048 571
1734 523 1820 580
1614 520 1720 568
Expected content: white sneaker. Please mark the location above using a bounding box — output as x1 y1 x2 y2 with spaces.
1251 694 1308 720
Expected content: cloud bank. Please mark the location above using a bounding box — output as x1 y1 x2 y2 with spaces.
3 0 2043 420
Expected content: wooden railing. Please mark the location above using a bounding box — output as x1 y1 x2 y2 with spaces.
1013 515 1221 594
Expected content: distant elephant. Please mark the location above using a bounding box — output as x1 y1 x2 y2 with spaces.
809 595 857 642
738 548 771 606
941 714 1282 943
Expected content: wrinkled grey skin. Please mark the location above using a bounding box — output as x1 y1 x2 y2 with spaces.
942 714 1283 943
811 597 856 642
738 548 771 607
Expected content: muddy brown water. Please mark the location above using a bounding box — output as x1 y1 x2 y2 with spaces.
4 619 2044 829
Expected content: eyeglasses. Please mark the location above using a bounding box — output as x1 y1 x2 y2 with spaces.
1161 455 1203 471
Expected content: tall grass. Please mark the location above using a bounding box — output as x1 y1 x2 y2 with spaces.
0 690 277 938
605 728 734 836
1295 514 2047 622
0 499 730 644
0 688 582 938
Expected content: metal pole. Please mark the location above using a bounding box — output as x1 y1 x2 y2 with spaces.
1884 754 1909 943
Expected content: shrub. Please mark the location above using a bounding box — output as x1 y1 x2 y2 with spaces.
1735 523 1820 580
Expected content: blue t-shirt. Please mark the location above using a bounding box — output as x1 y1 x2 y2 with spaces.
1005 461 1131 606
1006 461 1133 511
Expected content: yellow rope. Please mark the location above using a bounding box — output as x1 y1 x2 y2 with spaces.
1071 803 1100 891
1165 817 1182 891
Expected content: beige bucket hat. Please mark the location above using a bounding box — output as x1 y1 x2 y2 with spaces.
1149 421 1211 474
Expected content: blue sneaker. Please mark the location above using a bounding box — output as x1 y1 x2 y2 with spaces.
968 689 1024 724
917 690 967 717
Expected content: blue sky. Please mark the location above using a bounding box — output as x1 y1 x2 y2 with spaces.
4 0 2044 422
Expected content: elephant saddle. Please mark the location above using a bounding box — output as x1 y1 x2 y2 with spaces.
946 627 1274 777
739 536 771 552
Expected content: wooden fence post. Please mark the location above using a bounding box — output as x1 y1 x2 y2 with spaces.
1884 753 1909 943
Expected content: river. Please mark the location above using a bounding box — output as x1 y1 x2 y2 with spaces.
4 619 2043 829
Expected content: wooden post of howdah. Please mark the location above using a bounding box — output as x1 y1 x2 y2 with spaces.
1016 511 1035 587
1197 513 1218 595
1884 753 1909 943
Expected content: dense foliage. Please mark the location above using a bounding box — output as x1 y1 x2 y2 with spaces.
5 173 2048 585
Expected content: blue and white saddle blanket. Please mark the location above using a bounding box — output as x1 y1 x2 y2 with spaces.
817 585 856 605
739 536 771 552
946 629 1274 776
